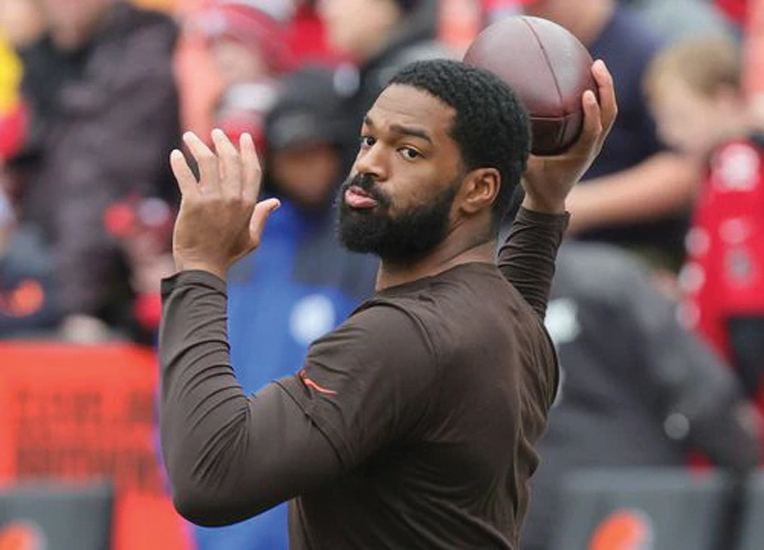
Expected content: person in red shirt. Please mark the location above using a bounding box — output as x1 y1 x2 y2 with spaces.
645 34 764 406
286 0 342 67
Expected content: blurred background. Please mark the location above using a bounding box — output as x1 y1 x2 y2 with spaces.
0 0 763 549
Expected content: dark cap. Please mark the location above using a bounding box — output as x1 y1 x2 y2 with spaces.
265 67 347 153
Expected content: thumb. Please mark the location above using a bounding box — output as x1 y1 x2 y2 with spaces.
249 198 281 249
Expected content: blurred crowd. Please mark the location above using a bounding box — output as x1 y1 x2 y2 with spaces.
1 0 764 548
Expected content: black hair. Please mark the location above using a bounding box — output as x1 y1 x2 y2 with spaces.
389 59 530 224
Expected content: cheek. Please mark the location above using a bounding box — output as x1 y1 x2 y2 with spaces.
386 171 447 216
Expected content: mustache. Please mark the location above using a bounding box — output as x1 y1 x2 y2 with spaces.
339 173 391 208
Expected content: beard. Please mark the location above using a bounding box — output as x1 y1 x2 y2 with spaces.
337 172 460 262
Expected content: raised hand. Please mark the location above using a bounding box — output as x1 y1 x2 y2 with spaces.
521 60 618 214
170 129 280 280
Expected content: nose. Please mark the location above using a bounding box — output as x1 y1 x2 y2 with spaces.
352 141 389 181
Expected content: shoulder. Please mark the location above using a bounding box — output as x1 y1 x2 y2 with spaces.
592 5 664 77
309 298 439 368
707 138 764 192
109 4 179 50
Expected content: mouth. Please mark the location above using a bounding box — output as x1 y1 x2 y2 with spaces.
344 186 379 210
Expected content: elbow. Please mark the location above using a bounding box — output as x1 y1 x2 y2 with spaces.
171 486 277 527
166 468 276 527
172 488 232 527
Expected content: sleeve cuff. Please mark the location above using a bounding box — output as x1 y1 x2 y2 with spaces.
515 206 571 231
161 270 227 298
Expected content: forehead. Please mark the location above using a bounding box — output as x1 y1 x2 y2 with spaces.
367 84 456 139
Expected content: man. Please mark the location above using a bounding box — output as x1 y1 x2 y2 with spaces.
159 58 616 548
10 0 180 341
521 0 699 270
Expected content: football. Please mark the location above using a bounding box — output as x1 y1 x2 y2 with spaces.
463 16 597 155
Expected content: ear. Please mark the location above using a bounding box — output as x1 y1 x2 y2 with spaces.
457 168 501 216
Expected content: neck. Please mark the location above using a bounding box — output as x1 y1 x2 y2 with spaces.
375 227 496 291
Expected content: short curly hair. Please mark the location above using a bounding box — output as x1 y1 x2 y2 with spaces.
389 59 530 224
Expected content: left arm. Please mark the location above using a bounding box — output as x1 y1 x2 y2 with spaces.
497 59 618 318
565 152 700 234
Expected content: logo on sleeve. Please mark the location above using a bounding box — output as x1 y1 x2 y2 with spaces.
298 369 338 395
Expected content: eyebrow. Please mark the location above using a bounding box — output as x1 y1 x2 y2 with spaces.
364 116 434 144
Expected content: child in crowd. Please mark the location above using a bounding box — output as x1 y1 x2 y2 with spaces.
645 35 764 407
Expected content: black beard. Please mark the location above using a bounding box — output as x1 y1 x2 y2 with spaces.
336 173 459 262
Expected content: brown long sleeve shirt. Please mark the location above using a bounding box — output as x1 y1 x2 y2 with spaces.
159 207 568 549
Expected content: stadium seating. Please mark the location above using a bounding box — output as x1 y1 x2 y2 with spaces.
551 468 734 550
0 482 113 550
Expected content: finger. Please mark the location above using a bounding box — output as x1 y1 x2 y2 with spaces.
211 128 242 197
569 89 602 156
183 131 220 193
240 133 263 203
170 149 200 199
591 59 618 136
249 198 281 249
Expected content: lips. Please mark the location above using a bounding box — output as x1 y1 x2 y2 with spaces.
344 186 378 209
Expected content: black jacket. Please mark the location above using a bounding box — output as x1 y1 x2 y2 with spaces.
520 242 759 550
13 2 180 318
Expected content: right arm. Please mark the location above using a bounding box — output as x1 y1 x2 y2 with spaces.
160 271 437 524
159 270 343 525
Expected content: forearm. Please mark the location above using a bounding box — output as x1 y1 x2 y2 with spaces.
566 152 699 233
159 271 341 525
497 207 569 319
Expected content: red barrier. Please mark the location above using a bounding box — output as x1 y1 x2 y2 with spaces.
0 343 193 550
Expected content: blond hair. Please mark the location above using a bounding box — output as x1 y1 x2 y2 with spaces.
644 35 742 101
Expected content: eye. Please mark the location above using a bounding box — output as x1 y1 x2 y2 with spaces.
360 135 376 149
400 147 421 161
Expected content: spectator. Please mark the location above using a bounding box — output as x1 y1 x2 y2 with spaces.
0 1 57 338
0 184 61 337
521 0 700 271
520 242 761 550
644 35 764 406
196 0 293 88
192 66 378 550
286 0 341 67
0 0 46 49
318 0 453 173
620 0 733 44
7 0 180 342
195 1 291 152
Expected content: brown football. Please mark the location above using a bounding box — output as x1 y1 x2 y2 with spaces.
463 16 596 156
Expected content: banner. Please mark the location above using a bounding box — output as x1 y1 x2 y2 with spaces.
0 343 192 550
